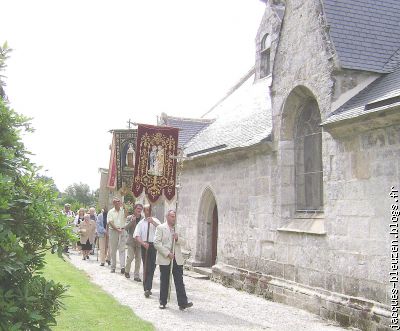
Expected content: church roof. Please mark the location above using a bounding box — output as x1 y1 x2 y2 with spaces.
323 65 400 125
184 68 272 158
158 114 213 148
323 0 400 73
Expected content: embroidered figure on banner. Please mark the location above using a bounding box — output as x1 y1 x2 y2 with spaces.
125 143 135 169
148 145 165 176
133 125 179 203
148 145 157 175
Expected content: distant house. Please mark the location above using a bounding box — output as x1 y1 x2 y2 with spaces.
165 0 400 329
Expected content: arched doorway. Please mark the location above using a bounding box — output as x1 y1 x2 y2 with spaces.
196 188 219 266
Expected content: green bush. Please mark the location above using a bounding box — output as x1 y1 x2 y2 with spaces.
0 51 73 329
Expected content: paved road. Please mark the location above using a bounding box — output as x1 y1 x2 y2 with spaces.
66 251 357 331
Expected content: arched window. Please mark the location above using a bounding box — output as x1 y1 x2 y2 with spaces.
294 100 323 211
260 33 271 78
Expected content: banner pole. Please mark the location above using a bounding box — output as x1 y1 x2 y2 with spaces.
168 148 185 303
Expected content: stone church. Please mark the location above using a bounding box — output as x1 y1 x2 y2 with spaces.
158 0 400 329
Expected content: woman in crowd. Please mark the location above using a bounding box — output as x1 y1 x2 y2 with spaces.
88 207 98 255
78 213 97 260
73 208 85 250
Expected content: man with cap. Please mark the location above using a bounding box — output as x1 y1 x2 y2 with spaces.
125 202 143 281
107 197 127 273
134 204 160 297
154 210 193 310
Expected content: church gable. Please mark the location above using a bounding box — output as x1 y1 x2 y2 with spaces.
324 65 400 126
255 0 285 81
271 0 335 126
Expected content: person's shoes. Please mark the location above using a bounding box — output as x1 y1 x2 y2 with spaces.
159 304 166 309
106 260 111 265
179 302 193 310
125 273 130 279
100 263 105 266
120 268 125 274
86 256 89 260
134 277 142 282
90 250 94 255
144 290 151 298
82 257 85 260
111 269 115 273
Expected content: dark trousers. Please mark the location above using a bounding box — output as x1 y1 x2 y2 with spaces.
159 259 188 306
141 244 156 291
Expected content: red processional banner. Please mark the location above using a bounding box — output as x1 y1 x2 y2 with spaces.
132 124 179 203
107 132 117 189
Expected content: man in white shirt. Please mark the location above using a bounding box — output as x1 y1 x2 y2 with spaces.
107 197 127 273
134 204 160 298
125 203 143 281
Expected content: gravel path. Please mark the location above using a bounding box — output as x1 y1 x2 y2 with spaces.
66 251 356 331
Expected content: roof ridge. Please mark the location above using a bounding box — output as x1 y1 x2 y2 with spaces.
160 113 214 123
201 66 255 118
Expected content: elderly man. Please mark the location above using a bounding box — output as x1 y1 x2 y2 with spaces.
107 197 127 273
134 204 160 298
154 210 193 310
125 203 143 281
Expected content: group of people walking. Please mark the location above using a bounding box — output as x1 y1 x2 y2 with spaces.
62 198 193 310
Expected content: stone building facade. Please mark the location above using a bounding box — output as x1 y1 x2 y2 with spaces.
172 0 400 330
98 168 113 210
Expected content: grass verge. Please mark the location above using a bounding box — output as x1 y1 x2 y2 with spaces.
42 253 154 331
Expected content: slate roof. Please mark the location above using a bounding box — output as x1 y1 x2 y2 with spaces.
323 0 400 73
158 114 213 148
323 65 400 125
184 69 272 158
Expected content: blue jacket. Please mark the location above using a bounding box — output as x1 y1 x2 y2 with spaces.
96 213 106 237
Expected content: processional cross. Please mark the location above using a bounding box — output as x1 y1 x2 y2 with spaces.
127 118 134 129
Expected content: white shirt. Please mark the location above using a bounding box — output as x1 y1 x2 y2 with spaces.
134 217 161 243
107 207 125 229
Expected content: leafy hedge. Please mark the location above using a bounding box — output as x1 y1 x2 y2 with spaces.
0 83 73 328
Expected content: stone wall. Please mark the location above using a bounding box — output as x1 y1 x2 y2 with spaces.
206 121 400 330
180 121 399 330
98 168 113 210
178 143 274 269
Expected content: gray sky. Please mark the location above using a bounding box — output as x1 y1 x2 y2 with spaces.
0 0 265 191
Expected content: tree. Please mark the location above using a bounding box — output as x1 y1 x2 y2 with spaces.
63 182 96 208
0 43 73 330
0 42 10 99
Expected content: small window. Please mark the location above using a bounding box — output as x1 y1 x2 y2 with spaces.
260 33 271 78
294 101 323 212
